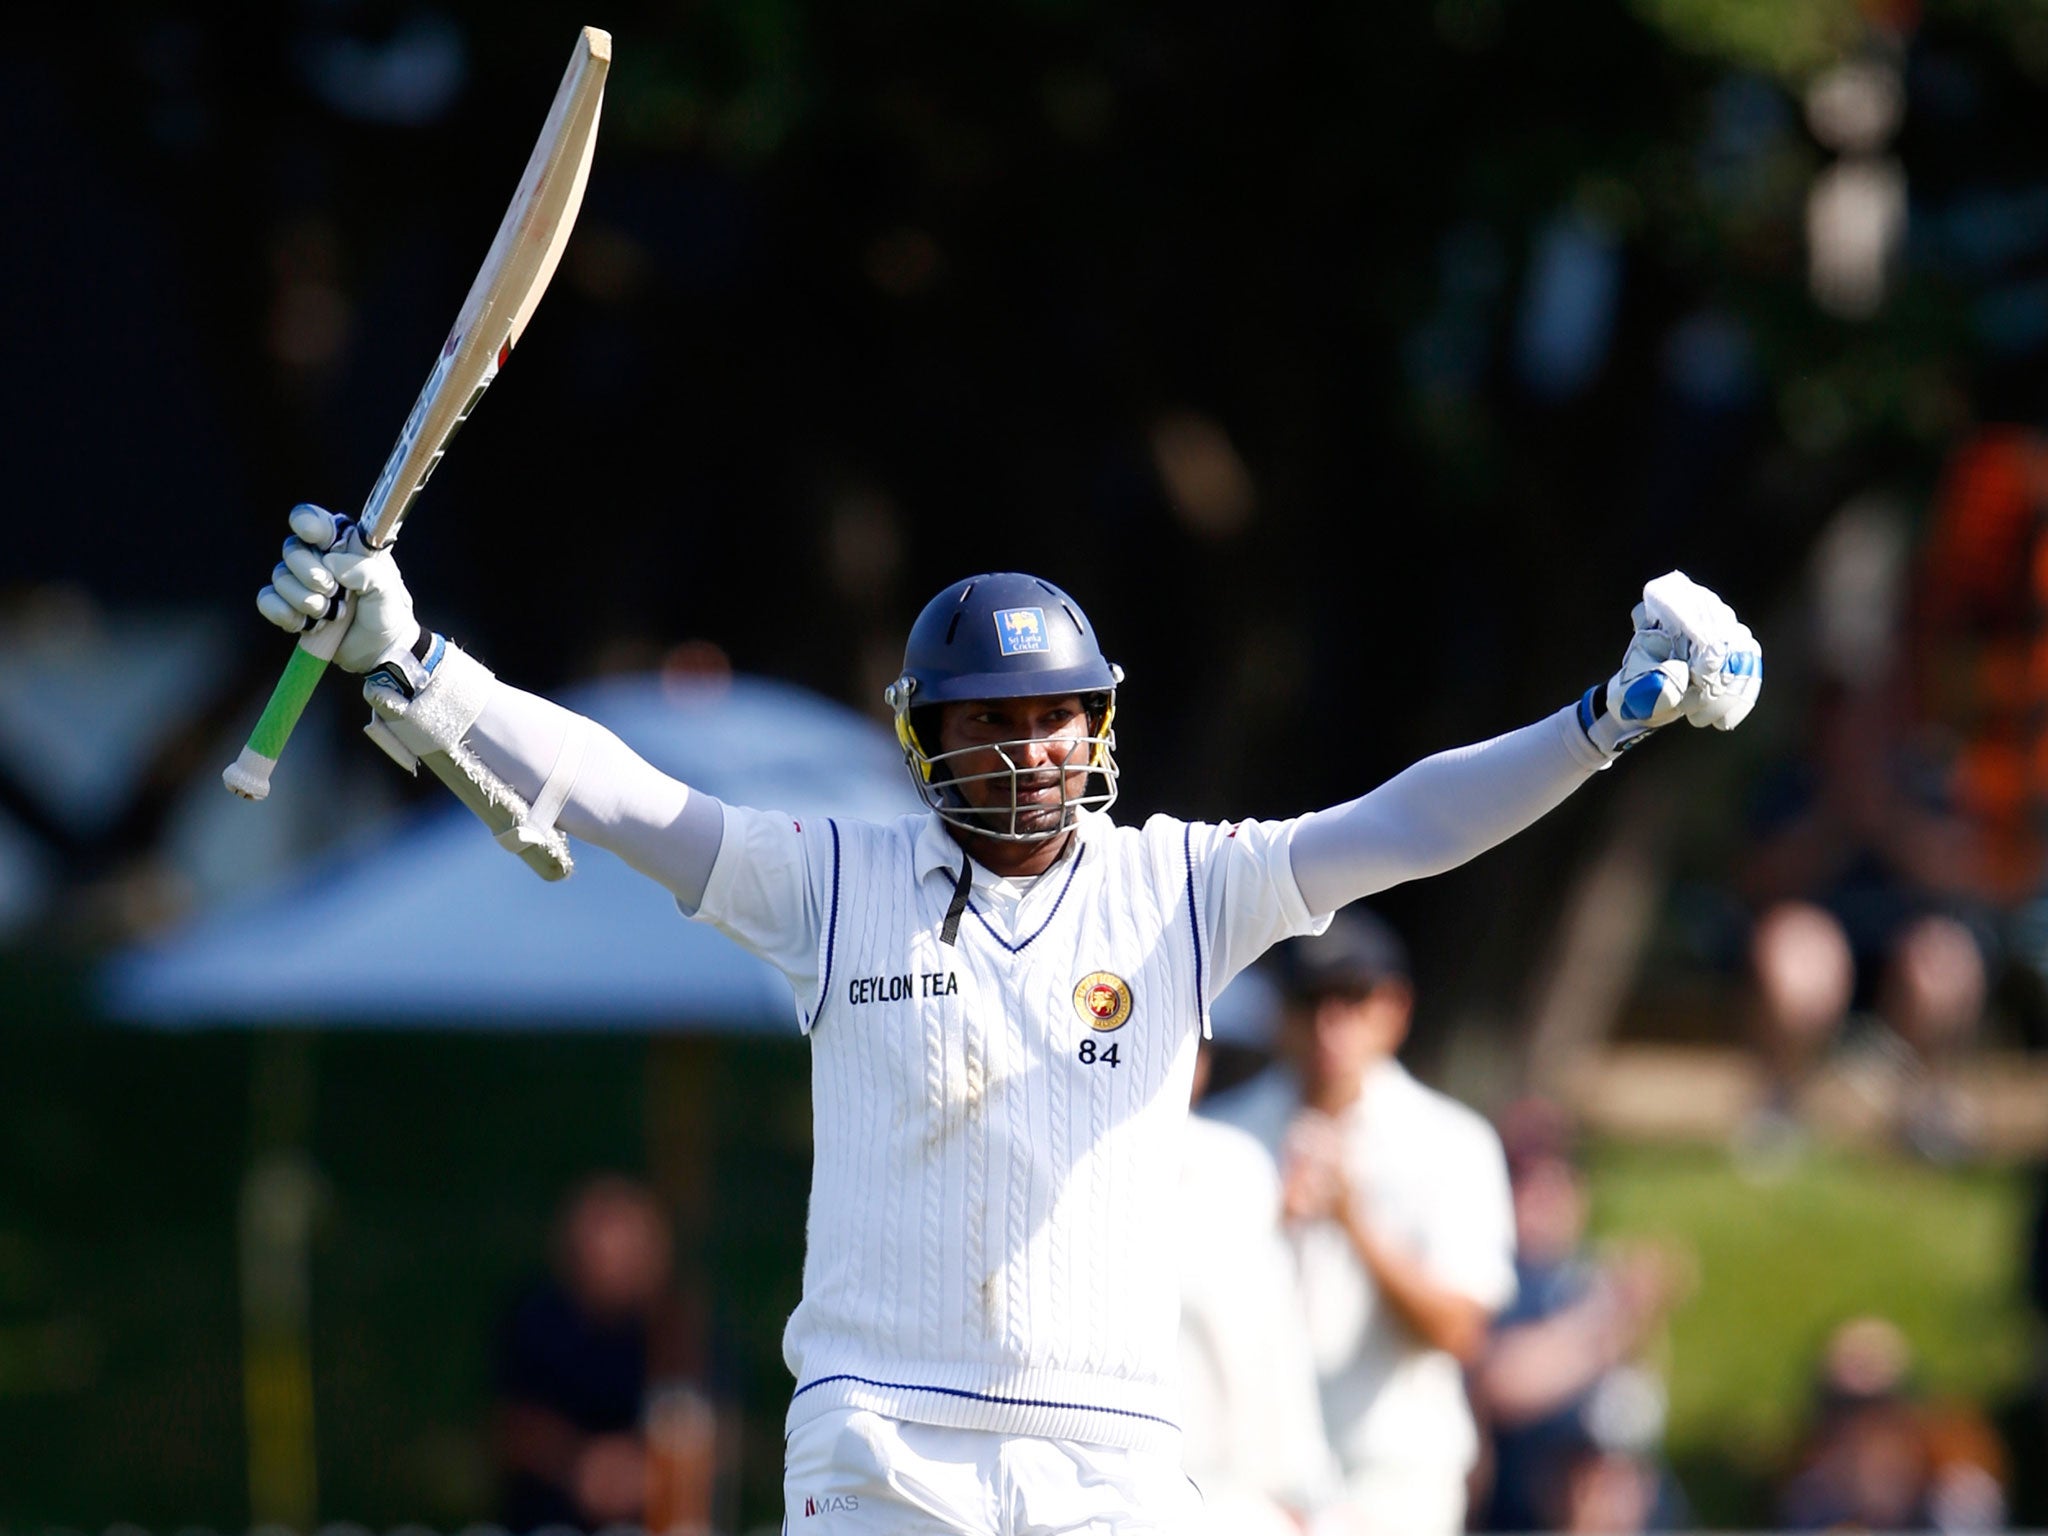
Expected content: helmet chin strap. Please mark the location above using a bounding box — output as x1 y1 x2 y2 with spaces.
940 856 974 945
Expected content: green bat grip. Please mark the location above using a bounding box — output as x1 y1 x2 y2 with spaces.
251 642 332 754
223 610 350 801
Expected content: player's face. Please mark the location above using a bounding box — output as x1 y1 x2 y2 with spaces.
935 693 1094 840
1282 981 1412 1098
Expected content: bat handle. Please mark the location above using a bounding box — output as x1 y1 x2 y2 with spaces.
222 598 354 800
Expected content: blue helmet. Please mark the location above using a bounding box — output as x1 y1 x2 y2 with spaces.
884 573 1124 840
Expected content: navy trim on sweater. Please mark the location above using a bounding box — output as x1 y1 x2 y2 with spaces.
809 819 842 1030
967 843 1086 954
791 1371 1179 1429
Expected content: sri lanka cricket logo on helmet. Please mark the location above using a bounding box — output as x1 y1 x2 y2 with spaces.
884 573 1123 842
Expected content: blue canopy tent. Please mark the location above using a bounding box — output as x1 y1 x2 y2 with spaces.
102 674 920 1032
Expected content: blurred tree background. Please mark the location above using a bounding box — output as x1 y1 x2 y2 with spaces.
10 0 2048 1529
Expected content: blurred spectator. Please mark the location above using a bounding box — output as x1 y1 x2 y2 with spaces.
494 1176 718 1534
1738 469 2025 1161
1181 1039 1341 1535
1470 1099 1690 1534
1777 1315 2008 1534
1745 892 1985 1158
1552 1436 1668 1535
1204 912 1515 1536
1908 430 2048 916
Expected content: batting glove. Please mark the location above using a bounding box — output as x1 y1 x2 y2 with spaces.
1581 570 1762 758
256 503 425 675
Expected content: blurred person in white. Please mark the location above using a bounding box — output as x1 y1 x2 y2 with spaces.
1204 913 1515 1536
1179 1036 1342 1535
1470 1099 1690 1534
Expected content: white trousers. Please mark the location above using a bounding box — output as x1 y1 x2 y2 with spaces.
783 1406 1205 1535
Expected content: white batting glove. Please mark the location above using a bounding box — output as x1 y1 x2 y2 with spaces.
1642 571 1763 732
1581 571 1762 757
255 504 423 674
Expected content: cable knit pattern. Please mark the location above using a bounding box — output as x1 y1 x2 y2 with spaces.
918 999 947 1360
782 810 1217 1454
843 937 876 1330
963 1020 988 1344
1043 972 1073 1357
1084 1021 1112 1374
1003 994 1031 1358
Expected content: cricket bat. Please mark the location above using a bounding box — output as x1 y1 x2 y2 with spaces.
223 26 611 801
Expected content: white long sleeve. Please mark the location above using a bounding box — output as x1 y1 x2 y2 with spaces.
465 680 726 906
1286 704 1605 918
458 679 1601 959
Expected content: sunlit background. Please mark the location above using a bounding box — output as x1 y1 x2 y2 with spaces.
9 0 2048 1531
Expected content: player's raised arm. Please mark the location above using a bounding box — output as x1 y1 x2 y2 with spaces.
253 504 728 904
1283 571 1762 917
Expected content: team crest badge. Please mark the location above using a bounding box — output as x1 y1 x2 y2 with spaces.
1073 971 1133 1031
994 607 1049 656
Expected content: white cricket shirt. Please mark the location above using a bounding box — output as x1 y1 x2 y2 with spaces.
1203 1061 1516 1478
691 804 1329 1453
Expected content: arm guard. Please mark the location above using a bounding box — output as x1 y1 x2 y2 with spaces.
361 639 579 882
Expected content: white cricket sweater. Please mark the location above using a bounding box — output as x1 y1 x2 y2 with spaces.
461 679 1602 1451
695 806 1328 1453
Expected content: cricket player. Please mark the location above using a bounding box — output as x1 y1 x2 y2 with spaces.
255 511 1760 1533
1205 912 1513 1536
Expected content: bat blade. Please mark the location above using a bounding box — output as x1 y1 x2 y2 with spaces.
360 24 611 549
224 26 611 802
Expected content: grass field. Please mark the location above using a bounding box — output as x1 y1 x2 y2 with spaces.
1586 1140 2040 1524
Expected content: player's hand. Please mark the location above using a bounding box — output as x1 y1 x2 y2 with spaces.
255 503 422 673
1280 1113 1350 1223
1585 571 1761 756
1641 571 1762 732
